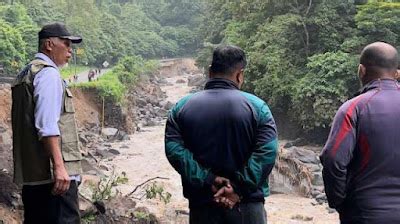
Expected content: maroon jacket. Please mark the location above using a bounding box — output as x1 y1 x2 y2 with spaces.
320 79 400 223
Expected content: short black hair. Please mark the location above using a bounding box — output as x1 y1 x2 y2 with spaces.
38 38 47 52
360 43 399 72
209 45 247 76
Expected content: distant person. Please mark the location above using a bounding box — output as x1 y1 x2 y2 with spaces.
11 22 83 224
165 45 278 223
88 69 94 82
320 42 400 223
87 69 91 81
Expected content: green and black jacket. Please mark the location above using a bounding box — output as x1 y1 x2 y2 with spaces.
165 78 278 208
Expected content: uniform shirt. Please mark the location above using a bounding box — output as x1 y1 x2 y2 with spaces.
33 53 63 139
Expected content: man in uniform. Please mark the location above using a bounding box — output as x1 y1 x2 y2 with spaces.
12 22 83 224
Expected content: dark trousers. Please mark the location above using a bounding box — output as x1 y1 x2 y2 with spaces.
190 202 267 224
22 181 80 224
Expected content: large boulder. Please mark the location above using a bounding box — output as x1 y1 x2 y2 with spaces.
115 130 130 141
288 147 319 164
0 171 22 216
101 128 118 137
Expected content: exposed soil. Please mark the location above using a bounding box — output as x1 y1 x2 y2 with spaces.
0 84 11 123
0 84 22 223
71 88 102 129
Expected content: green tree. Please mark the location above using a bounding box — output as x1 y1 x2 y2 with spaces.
356 2 400 46
0 3 38 58
0 19 26 74
292 52 359 130
196 0 397 138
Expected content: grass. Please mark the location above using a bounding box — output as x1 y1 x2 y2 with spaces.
73 70 126 103
60 65 89 79
71 56 160 104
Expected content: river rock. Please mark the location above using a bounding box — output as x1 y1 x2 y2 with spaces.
283 142 294 148
327 208 336 214
188 75 206 87
95 149 115 159
81 158 99 174
156 108 168 117
312 172 324 186
79 196 97 217
316 193 327 202
289 147 319 164
306 164 321 172
99 164 111 171
115 130 130 141
145 119 158 127
163 101 174 110
79 134 89 145
311 190 321 198
176 79 186 84
106 196 137 218
108 149 120 155
136 98 147 107
101 128 118 137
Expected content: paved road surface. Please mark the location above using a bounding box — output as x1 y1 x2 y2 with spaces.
66 68 109 84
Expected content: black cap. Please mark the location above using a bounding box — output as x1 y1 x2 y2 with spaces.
38 22 82 43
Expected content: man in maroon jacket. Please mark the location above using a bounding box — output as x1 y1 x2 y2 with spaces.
320 42 400 224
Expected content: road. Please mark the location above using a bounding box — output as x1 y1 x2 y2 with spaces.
65 68 109 84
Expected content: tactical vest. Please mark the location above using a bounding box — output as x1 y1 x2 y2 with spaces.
12 59 82 185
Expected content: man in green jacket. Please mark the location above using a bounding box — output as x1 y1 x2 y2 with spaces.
165 45 278 223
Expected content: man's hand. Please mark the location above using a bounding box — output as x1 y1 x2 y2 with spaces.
214 185 240 209
52 164 70 195
42 136 70 195
210 176 240 209
211 176 231 193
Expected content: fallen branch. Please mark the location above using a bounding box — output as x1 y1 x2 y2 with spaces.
126 176 169 197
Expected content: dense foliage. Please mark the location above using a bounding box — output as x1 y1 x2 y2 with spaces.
0 0 204 74
1 0 399 139
196 0 400 136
